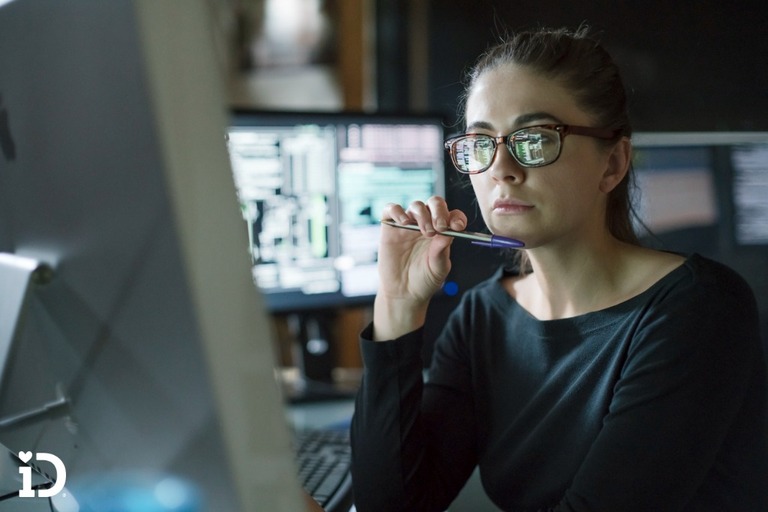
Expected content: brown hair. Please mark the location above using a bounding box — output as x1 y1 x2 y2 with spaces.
460 26 643 271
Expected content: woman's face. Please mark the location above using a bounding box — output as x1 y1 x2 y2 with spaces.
465 64 616 249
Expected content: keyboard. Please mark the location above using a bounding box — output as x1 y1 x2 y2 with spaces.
295 428 354 512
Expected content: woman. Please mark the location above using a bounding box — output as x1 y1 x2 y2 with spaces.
350 26 768 511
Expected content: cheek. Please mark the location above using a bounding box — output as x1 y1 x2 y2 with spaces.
552 172 607 220
469 174 492 203
535 166 601 218
469 175 494 219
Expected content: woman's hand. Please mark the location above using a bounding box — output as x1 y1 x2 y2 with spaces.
373 196 467 341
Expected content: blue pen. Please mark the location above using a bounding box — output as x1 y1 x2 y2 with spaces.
381 219 524 248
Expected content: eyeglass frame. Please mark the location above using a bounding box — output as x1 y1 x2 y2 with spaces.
444 124 621 174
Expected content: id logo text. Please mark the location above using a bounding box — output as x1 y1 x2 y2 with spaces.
18 451 67 498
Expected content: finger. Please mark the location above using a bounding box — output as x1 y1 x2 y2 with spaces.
448 209 468 231
426 196 451 231
381 202 410 225
406 200 435 235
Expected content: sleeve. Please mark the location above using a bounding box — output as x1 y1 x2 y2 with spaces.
557 266 767 511
350 318 479 512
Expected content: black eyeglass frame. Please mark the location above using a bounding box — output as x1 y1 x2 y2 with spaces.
444 124 620 174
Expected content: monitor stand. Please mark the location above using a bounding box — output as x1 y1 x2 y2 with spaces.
0 253 53 385
0 254 69 429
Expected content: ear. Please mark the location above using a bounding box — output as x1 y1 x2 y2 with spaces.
599 137 631 194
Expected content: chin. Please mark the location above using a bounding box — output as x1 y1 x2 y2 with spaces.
486 218 521 237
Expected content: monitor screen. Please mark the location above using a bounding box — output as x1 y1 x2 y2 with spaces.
731 142 768 246
0 1 305 510
227 110 446 312
632 145 719 235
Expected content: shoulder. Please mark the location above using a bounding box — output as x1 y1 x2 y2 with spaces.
633 253 760 348
620 248 755 311
678 254 757 306
688 253 754 288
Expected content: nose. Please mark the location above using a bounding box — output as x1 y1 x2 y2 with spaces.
488 138 526 184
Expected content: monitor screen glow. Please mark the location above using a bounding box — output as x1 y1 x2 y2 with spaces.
227 111 446 312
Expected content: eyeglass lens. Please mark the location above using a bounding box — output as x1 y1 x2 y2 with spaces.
451 126 562 173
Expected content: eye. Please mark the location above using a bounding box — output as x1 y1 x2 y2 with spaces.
523 128 560 145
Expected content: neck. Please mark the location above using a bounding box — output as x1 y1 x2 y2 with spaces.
522 234 632 319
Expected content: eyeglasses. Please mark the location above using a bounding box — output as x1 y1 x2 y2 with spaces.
444 124 619 174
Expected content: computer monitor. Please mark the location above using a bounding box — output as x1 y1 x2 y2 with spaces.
226 110 446 390
632 132 768 253
633 144 718 234
226 110 446 313
631 136 721 260
0 1 305 510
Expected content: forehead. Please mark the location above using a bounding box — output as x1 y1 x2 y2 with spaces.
465 64 592 130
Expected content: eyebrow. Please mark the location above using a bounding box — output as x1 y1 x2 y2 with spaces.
466 112 564 132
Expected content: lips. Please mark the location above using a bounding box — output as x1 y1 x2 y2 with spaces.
492 198 534 213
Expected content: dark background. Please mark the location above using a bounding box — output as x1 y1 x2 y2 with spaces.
378 0 768 132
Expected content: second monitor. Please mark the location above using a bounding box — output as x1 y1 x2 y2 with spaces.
227 110 446 313
227 110 446 390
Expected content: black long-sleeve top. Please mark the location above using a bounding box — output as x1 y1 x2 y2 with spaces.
350 254 768 511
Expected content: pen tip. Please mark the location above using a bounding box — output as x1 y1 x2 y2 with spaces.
491 236 525 249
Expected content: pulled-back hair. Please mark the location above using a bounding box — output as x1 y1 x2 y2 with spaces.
460 26 643 270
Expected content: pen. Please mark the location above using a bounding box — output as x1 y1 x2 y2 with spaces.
381 219 524 248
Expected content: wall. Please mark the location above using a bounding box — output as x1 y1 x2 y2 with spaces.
423 0 768 132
